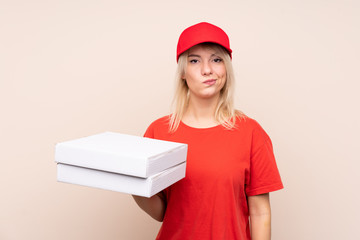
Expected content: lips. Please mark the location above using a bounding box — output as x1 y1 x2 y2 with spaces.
203 79 216 85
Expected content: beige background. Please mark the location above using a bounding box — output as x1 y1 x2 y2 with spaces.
1 0 359 239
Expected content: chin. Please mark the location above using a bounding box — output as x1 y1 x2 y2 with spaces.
199 93 220 99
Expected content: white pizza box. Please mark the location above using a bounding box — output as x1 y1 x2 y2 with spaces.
57 162 186 197
55 132 187 178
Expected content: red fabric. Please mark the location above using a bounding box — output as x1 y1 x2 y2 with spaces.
144 115 283 240
176 22 232 61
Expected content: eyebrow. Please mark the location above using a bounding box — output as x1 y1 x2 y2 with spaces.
187 53 220 58
188 54 201 58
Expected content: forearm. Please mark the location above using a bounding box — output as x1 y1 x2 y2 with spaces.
250 212 271 240
248 193 271 240
132 192 166 222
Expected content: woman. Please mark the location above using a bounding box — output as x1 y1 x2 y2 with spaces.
133 22 283 240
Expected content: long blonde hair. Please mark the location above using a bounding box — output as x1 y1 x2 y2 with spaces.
169 43 243 132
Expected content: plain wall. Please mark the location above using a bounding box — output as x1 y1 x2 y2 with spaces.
1 0 359 239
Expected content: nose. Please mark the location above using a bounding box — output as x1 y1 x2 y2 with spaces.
201 61 212 76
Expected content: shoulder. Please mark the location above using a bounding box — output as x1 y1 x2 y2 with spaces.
235 113 262 130
144 115 170 138
234 113 271 142
147 115 170 129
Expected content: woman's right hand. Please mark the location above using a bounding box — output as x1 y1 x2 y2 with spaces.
132 191 166 222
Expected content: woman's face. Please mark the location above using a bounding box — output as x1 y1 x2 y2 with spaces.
183 44 227 101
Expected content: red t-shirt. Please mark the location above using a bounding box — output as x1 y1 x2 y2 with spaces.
144 115 283 240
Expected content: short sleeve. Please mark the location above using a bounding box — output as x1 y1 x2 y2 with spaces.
143 123 154 138
143 115 170 139
245 124 283 196
142 117 171 198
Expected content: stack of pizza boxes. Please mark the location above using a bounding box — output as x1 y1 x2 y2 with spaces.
55 132 187 197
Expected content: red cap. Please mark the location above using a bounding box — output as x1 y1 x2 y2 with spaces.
176 22 232 62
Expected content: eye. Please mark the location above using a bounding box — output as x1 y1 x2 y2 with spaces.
213 58 223 63
189 59 199 64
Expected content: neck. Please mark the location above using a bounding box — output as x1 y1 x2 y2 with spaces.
182 95 220 128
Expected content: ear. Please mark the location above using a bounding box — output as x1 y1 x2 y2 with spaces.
182 77 188 86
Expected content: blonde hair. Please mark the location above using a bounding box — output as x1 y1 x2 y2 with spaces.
169 43 243 132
